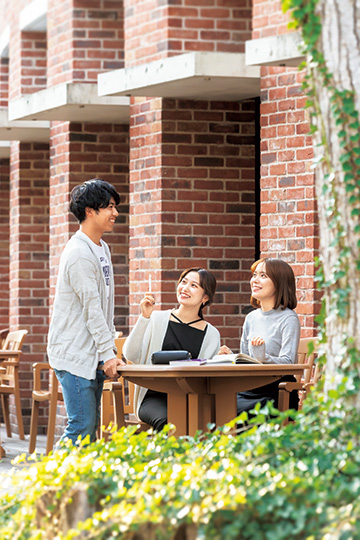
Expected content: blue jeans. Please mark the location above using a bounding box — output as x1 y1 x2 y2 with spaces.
54 367 106 445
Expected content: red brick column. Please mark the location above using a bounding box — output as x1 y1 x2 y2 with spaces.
0 159 10 329
253 0 319 335
9 30 47 100
47 0 124 86
129 97 257 350
49 121 129 325
124 0 252 66
9 141 50 434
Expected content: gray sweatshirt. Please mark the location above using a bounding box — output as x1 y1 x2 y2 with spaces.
47 231 116 380
240 307 300 364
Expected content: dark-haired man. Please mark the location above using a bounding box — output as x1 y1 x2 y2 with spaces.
47 178 125 445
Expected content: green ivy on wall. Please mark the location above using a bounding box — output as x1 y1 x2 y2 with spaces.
282 0 360 391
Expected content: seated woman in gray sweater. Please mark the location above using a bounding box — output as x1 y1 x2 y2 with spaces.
123 268 221 431
221 258 300 416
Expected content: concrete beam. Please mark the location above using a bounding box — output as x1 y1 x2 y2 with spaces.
246 32 305 67
8 83 130 124
98 52 260 101
0 109 50 142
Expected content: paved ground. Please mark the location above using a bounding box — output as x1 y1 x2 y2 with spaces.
0 426 47 495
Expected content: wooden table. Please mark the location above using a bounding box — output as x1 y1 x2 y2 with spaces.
117 363 309 436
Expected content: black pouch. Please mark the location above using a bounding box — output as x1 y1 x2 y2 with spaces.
151 350 191 365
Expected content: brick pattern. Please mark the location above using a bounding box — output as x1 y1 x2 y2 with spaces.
0 160 10 328
124 0 252 66
8 141 50 433
0 58 9 107
252 0 319 336
128 97 258 350
47 0 124 86
9 27 47 100
19 31 47 95
252 0 291 39
259 67 319 335
49 121 130 330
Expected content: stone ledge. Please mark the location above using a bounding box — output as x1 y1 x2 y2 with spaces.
246 32 305 67
98 52 260 101
0 109 50 142
8 83 130 124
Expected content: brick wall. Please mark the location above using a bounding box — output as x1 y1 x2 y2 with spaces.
0 58 9 107
128 96 258 350
253 0 319 336
124 0 252 66
252 0 291 39
19 31 47 95
49 121 129 326
9 27 47 100
9 141 50 433
47 0 124 87
0 159 10 328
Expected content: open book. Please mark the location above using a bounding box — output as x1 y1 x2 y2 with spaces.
200 353 263 365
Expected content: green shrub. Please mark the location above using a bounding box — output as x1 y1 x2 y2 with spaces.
1 391 360 539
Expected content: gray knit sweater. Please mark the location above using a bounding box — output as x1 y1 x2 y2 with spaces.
240 307 300 364
47 231 116 380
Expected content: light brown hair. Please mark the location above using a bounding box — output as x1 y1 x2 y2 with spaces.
250 258 297 310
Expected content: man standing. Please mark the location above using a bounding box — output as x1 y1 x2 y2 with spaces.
47 178 125 445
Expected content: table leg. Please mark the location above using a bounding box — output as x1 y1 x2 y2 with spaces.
167 390 187 436
188 393 214 436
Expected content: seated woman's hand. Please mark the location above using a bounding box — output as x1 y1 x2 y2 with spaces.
218 345 232 355
251 337 265 346
140 294 155 319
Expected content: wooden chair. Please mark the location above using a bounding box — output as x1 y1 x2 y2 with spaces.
278 337 322 420
29 363 63 455
101 337 126 437
0 329 9 348
101 337 151 436
0 329 28 440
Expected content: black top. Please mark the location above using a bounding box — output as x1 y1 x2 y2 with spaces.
162 320 207 359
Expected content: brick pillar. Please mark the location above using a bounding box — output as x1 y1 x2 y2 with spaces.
129 97 257 350
47 0 124 86
253 0 319 335
0 159 10 329
9 30 47 100
9 142 50 434
124 0 252 66
49 121 129 440
0 57 9 107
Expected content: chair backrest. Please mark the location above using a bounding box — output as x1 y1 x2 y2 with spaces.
297 337 318 385
3 329 28 352
0 329 28 386
0 328 9 348
114 337 126 359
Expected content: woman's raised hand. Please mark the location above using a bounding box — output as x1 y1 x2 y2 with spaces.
251 337 265 346
140 294 155 319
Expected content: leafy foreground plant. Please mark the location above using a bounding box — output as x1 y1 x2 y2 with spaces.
1 392 360 540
